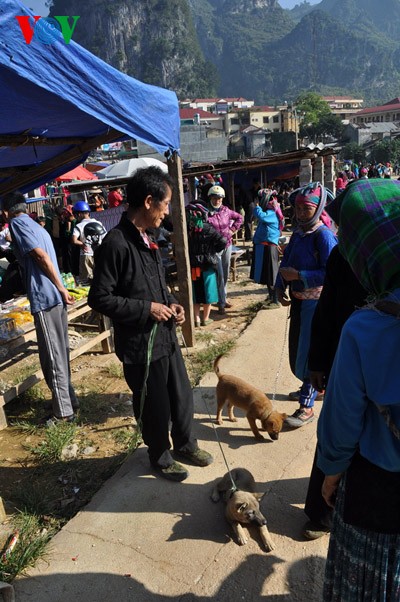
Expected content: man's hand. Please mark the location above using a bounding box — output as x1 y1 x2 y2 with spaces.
279 266 300 282
276 288 291 307
310 370 326 392
150 302 174 322
60 287 75 306
170 303 185 326
322 474 342 509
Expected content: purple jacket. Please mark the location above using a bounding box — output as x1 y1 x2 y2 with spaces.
207 205 243 247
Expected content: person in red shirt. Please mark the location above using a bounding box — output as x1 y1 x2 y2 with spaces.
107 187 124 208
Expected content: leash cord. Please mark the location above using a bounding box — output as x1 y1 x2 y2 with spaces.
179 328 237 492
271 305 290 403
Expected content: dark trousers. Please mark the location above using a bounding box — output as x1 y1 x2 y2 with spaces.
123 345 197 467
304 448 332 528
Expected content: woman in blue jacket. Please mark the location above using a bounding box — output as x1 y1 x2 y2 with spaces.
275 183 337 428
250 189 282 307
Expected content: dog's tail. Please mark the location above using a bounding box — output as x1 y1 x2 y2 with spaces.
214 354 224 377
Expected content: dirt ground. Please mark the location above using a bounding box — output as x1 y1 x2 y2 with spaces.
0 256 269 539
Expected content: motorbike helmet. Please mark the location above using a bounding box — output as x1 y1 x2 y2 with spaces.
207 185 225 198
83 221 105 237
73 200 90 213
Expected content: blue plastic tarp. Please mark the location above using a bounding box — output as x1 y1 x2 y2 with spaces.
0 0 180 193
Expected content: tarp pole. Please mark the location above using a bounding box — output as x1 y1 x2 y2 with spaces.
167 152 195 347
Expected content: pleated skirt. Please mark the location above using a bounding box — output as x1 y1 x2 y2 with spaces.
323 478 400 601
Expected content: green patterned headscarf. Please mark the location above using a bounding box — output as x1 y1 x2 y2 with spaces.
336 178 400 295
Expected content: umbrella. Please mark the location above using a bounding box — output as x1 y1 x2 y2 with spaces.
96 158 167 179
55 166 98 181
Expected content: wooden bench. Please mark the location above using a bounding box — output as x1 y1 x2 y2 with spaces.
0 300 113 429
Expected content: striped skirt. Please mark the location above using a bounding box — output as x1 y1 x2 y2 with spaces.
323 477 400 601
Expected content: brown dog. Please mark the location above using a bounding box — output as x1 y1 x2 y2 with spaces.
214 355 287 440
211 467 275 551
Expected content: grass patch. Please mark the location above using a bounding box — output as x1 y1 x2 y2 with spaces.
194 331 214 344
0 512 58 583
13 363 40 385
28 422 77 463
112 426 142 452
243 301 264 324
9 420 41 435
13 482 58 516
186 339 236 386
105 362 124 379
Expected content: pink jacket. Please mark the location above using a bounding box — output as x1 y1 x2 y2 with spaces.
207 205 243 247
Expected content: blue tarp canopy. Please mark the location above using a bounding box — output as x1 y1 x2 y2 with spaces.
0 0 180 195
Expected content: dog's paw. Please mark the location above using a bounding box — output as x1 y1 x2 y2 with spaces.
229 417 238 422
264 540 275 552
215 419 223 425
237 535 248 546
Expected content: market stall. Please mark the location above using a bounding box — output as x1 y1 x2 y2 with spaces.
0 295 113 428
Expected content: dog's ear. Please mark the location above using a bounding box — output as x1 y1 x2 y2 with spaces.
253 492 265 501
237 502 248 513
280 412 288 420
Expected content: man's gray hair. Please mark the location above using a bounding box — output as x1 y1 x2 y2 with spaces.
2 192 27 214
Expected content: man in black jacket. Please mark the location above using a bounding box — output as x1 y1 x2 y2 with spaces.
88 167 213 481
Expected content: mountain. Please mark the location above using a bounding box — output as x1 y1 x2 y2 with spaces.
49 0 219 98
48 0 400 105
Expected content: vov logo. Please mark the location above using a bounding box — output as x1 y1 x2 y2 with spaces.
16 15 80 45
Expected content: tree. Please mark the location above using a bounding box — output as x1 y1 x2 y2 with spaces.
341 143 366 164
296 92 331 141
370 138 400 165
315 114 345 140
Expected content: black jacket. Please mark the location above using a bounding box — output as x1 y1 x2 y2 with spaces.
187 222 226 269
88 213 177 365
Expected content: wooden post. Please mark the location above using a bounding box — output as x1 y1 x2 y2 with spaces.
167 152 195 347
0 497 6 522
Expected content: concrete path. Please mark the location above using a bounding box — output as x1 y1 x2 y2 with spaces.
14 307 329 601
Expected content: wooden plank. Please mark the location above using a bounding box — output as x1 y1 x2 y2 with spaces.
0 330 111 409
0 299 91 353
0 128 124 196
167 152 195 347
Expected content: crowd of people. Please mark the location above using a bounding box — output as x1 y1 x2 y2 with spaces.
1 164 399 599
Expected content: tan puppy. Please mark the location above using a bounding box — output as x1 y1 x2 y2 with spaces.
214 355 287 440
211 467 275 551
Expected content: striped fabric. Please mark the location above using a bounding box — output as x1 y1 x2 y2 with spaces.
337 178 400 295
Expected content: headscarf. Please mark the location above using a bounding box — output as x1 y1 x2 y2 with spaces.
258 188 284 230
330 178 400 295
186 203 208 232
291 182 332 229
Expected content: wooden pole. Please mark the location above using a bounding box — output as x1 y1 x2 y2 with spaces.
167 152 195 347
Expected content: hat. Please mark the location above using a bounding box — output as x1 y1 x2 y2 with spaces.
294 185 322 206
343 164 350 171
205 173 214 181
90 187 102 194
207 185 225 198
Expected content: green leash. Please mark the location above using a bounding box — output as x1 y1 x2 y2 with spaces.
135 322 159 437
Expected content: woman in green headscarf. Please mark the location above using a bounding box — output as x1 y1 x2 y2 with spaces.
317 178 400 601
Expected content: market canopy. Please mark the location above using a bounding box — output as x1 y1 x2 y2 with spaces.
0 0 180 196
55 166 98 182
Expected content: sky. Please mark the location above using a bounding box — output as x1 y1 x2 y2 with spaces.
24 0 321 15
